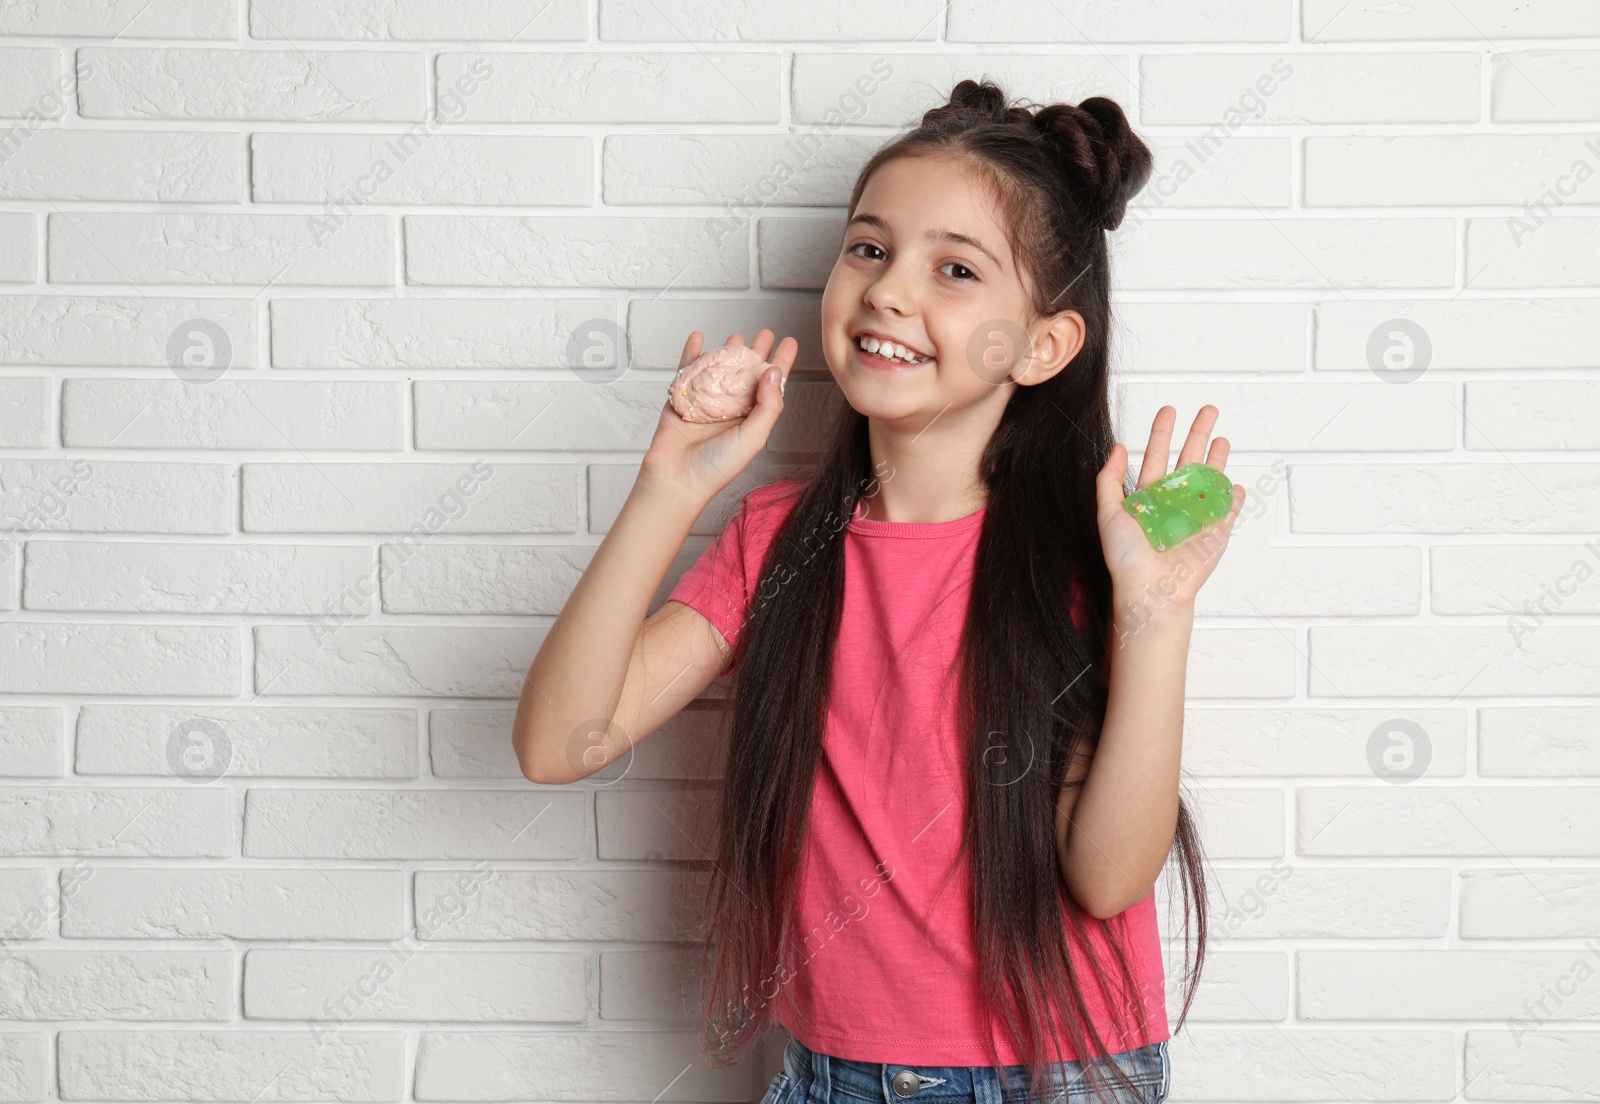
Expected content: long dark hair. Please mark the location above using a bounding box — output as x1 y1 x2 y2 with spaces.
687 78 1209 1104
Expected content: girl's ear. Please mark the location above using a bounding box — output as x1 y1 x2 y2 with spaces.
1011 309 1086 387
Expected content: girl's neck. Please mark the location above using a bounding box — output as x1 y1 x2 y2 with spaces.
858 416 990 525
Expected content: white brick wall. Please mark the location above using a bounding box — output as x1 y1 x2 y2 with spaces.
1 2 1598 1101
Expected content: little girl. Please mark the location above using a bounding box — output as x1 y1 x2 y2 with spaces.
515 78 1244 1104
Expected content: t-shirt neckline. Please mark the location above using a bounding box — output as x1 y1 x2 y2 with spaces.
847 503 987 538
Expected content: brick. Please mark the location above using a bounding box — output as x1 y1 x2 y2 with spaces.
623 296 823 370
1301 949 1600 1017
0 131 238 201
251 132 593 205
1299 786 1600 853
435 52 779 123
1205 865 1450 938
243 789 585 859
1492 51 1600 122
61 378 403 449
1466 1030 1600 1101
1304 0 1600 41
380 543 593 615
58 1030 405 1101
1182 708 1465 777
0 0 233 37
78 48 426 121
414 1030 753 1101
0 706 62 776
61 867 404 940
1141 53 1478 124
1464 216 1600 288
268 297 617 369
1117 382 1452 452
74 704 417 777
47 213 395 285
244 949 586 1021
1431 543 1600 615
1459 868 1600 936
792 53 1124 127
0 295 260 369
251 624 544 698
1171 951 1290 1020
29 540 375 615
0 213 36 281
1316 298 1600 371
0 624 239 695
0 376 50 447
1477 707 1600 778
241 462 578 533
0 48 65 119
602 0 945 41
403 214 748 288
603 133 882 208
0 787 232 857
0 868 51 941
1163 1030 1454 1099
1307 134 1600 206
598 948 706 1021
1127 136 1293 211
413 867 712 940
1117 218 1454 289
248 0 588 41
0 950 231 1020
0 1033 48 1100
0 459 234 534
950 0 1290 42
427 704 726 780
1290 463 1600 533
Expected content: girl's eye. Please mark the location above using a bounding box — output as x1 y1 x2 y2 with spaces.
846 242 978 282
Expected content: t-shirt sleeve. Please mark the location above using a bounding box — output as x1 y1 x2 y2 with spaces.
666 494 755 669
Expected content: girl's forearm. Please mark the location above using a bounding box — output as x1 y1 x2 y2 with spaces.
512 471 709 777
1059 598 1192 917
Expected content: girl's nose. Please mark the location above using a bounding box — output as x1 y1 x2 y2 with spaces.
864 260 921 314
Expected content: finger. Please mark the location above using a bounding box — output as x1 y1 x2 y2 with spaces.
1135 406 1178 490
1097 441 1130 523
731 363 787 453
726 333 746 348
767 335 798 374
1176 405 1221 470
749 328 776 361
1220 484 1247 543
679 331 705 371
1225 483 1244 521
1210 483 1246 541
1205 434 1231 472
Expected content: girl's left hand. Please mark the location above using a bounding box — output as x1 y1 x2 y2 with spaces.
1095 404 1245 613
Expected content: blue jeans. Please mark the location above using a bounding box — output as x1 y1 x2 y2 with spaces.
761 1036 1170 1104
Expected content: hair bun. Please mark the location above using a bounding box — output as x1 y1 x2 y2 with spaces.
946 79 1009 118
920 77 1036 130
1031 98 1152 232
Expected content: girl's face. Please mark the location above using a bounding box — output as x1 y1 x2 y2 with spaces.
820 152 1080 428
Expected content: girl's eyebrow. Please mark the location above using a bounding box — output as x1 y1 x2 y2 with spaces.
845 212 1004 273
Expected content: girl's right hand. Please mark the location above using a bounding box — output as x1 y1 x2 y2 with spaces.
640 327 797 506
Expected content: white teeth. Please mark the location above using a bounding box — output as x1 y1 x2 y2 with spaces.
856 335 930 363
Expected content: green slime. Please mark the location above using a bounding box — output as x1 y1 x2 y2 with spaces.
1123 462 1234 551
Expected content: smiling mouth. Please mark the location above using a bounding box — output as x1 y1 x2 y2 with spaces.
852 336 934 370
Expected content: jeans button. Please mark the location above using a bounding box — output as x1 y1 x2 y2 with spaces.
891 1070 920 1098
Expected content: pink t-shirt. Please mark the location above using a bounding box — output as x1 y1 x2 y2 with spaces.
667 479 1169 1065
